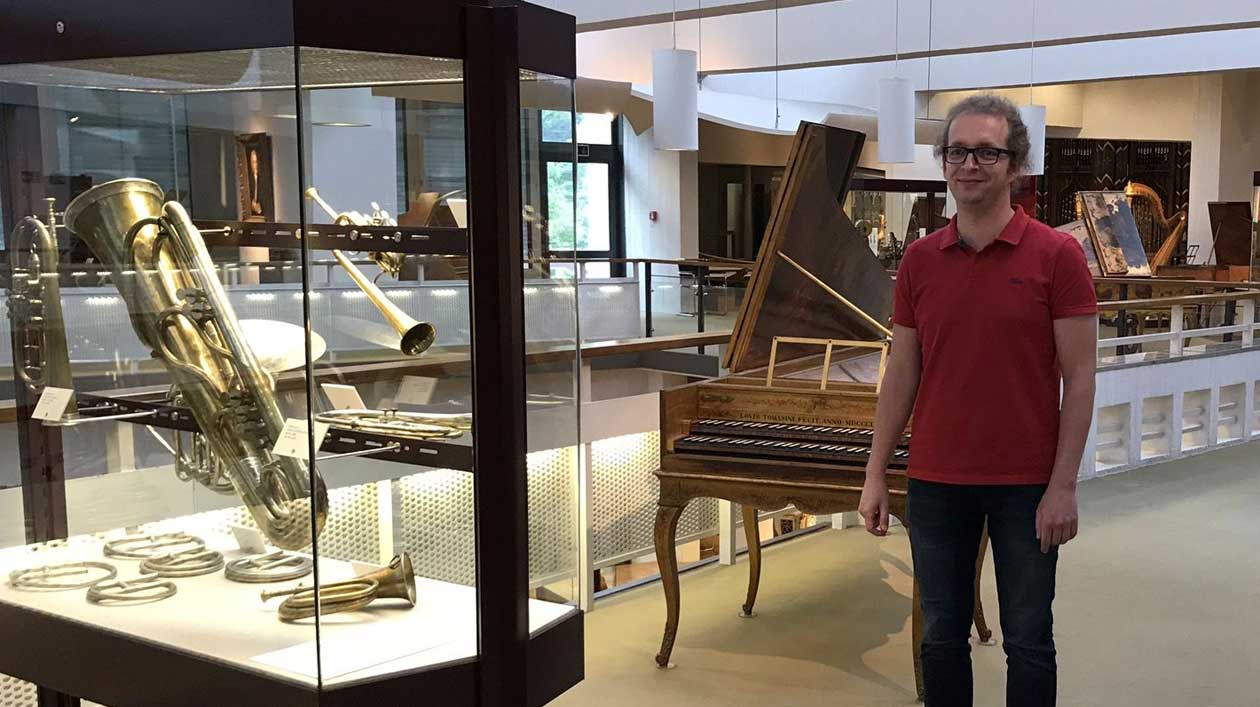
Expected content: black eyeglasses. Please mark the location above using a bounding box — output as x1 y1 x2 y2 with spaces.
943 145 1015 165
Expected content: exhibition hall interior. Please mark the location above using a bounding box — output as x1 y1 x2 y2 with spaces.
0 1 1256 705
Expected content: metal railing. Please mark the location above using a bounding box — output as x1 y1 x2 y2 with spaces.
1097 286 1260 362
533 257 751 353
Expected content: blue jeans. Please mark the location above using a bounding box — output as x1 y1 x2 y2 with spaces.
907 478 1058 707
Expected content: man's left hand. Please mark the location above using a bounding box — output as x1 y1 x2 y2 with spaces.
1035 485 1079 554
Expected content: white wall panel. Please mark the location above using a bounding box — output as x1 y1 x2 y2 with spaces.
695 11 777 72
577 24 675 84
927 0 1033 52
776 0 929 66
1036 0 1260 42
1189 74 1224 255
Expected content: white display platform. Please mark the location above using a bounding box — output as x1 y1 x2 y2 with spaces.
0 534 575 689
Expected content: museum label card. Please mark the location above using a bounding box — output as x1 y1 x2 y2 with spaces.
321 383 366 410
395 375 438 405
231 526 267 554
272 418 330 461
32 387 74 422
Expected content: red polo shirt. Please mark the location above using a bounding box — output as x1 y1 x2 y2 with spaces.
892 207 1097 485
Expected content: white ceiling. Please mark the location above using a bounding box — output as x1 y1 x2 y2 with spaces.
536 0 1260 127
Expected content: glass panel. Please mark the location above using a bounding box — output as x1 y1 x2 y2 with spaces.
582 262 611 279
576 112 614 144
541 109 614 145
0 46 321 682
546 161 610 252
844 188 946 269
522 74 581 625
296 47 473 685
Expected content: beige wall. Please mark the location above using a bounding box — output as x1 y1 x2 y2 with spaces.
928 84 1085 129
1077 75 1201 141
698 120 794 166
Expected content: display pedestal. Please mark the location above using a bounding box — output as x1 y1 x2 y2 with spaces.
0 539 582 707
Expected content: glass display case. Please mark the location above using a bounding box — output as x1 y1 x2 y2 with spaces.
0 2 581 705
843 178 949 270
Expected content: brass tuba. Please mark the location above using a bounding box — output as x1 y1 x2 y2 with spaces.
304 187 436 355
260 553 417 622
62 178 327 550
7 201 76 413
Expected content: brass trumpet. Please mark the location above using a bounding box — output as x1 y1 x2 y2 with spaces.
260 553 417 622
304 187 436 356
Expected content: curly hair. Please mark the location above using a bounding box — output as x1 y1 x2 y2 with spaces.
933 94 1031 174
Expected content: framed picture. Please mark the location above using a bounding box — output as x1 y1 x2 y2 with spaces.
1078 191 1151 277
235 133 274 222
1055 219 1102 278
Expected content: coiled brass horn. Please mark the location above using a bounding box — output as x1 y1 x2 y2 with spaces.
62 178 327 550
7 203 75 413
304 187 436 356
260 553 417 622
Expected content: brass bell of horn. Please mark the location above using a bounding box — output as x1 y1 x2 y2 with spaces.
260 553 417 622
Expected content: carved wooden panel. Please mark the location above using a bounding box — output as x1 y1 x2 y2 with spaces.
1037 138 1192 258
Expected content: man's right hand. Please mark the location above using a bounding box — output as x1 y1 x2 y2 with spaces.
858 473 890 536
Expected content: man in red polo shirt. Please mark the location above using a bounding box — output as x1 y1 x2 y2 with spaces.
859 94 1097 707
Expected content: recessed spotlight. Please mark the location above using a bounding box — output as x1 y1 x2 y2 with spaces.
68 115 80 123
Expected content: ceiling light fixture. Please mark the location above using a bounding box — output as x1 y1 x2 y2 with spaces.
652 0 698 150
1019 0 1047 176
877 0 915 163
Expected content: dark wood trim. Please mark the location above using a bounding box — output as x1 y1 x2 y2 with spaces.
0 0 294 65
36 688 80 707
293 0 464 61
464 4 531 705
526 611 585 706
511 0 578 78
0 1 575 77
0 598 582 707
0 600 319 707
321 662 476 707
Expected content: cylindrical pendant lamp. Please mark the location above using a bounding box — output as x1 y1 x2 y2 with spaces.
1019 104 1046 176
652 48 698 151
877 77 915 163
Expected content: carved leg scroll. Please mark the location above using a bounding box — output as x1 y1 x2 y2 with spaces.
654 502 686 667
973 522 994 644
741 504 760 616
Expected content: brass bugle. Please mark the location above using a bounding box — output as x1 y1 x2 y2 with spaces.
305 187 435 356
331 249 435 356
260 553 417 622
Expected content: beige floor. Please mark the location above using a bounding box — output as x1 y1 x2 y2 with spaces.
553 441 1260 706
